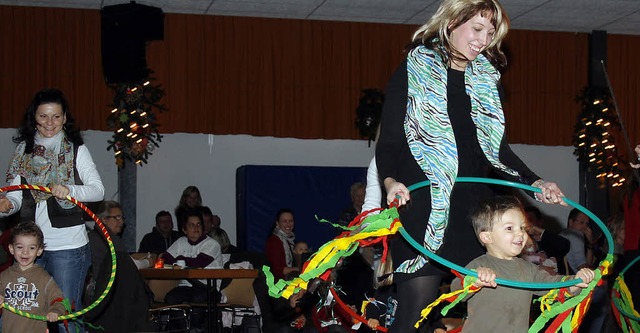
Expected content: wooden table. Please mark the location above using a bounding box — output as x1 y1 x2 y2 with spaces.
139 268 259 333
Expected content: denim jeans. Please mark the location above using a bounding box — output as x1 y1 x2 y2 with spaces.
37 243 91 332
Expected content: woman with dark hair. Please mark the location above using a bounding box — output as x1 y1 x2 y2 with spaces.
266 208 299 280
174 185 203 231
375 0 567 331
0 88 104 332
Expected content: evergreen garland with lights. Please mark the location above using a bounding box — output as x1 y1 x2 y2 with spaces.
572 86 626 188
354 88 384 146
106 78 166 168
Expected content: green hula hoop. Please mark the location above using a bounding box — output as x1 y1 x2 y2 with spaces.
0 184 116 321
401 177 613 290
612 255 640 321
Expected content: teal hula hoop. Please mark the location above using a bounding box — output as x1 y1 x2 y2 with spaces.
401 177 613 290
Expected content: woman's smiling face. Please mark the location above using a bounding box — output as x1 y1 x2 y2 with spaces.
35 103 66 138
277 212 295 234
449 12 496 70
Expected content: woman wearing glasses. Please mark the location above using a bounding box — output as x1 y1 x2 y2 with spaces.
0 88 105 332
87 200 154 332
89 200 155 277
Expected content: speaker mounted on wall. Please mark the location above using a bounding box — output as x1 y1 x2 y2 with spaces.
101 2 164 84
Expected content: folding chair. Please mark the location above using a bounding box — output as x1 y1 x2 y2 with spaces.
218 277 260 331
147 279 191 332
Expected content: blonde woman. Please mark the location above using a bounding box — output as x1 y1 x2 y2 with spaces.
375 0 566 331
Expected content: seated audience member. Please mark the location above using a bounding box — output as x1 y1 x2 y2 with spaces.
138 210 183 255
559 208 595 274
266 208 299 280
579 214 627 333
90 201 155 278
624 145 640 315
163 209 223 329
293 240 310 271
199 206 224 238
86 201 153 332
211 215 221 229
605 214 625 256
174 186 203 232
338 182 366 226
163 209 223 328
271 289 318 333
210 227 237 254
522 206 570 274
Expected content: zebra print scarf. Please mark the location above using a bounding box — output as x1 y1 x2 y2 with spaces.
398 45 520 273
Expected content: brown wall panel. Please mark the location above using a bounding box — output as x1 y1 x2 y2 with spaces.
607 34 640 160
1 5 636 147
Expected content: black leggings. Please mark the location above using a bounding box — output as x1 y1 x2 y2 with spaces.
389 275 443 333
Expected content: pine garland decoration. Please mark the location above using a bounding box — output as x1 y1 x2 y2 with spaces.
106 77 166 168
355 88 384 146
572 86 627 188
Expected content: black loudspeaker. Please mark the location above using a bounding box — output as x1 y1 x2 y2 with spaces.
101 3 164 84
588 30 607 88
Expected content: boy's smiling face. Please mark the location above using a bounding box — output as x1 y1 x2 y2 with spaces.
9 235 43 271
481 208 527 260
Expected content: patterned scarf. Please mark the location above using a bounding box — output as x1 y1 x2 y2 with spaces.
398 45 520 273
6 131 76 208
273 227 295 267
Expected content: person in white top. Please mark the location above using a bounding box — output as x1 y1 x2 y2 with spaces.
362 156 382 213
0 88 104 332
163 209 223 293
162 209 222 330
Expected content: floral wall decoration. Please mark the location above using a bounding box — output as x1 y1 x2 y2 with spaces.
354 88 384 146
106 78 167 168
572 86 627 188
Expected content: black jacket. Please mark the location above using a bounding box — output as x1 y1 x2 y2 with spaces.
138 227 183 254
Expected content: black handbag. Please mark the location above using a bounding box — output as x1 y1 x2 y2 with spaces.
46 195 84 228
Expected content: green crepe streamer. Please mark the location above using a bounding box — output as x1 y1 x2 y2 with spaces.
528 269 602 333
612 255 640 322
264 208 400 298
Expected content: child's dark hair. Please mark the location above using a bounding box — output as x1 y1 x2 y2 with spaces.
11 221 45 248
471 196 524 240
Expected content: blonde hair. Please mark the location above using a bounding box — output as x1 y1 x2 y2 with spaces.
411 0 509 68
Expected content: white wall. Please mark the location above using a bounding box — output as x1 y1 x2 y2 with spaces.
512 145 580 230
135 133 377 250
0 128 579 249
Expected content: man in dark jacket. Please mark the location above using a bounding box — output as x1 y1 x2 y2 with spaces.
524 206 571 274
138 211 183 254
